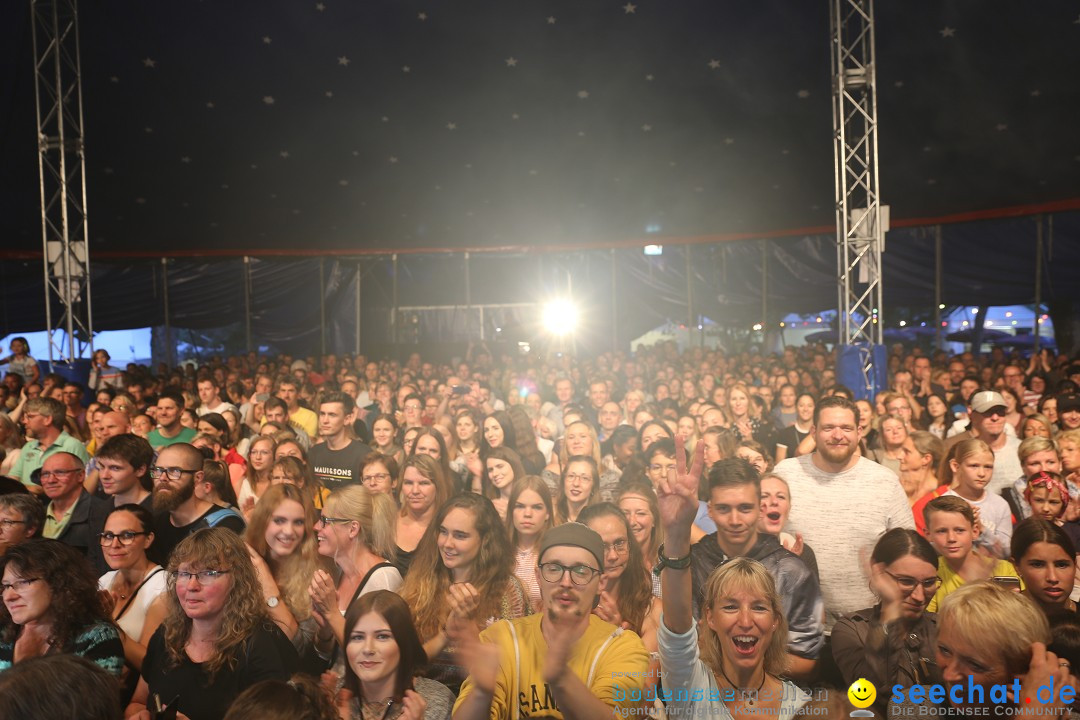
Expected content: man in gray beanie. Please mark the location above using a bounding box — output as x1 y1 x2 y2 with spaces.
453 523 649 720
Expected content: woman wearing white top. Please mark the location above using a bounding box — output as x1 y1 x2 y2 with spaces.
655 438 808 720
98 505 167 681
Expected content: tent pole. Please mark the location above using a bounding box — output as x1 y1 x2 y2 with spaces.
934 225 943 350
355 261 362 356
391 254 398 349
465 251 473 340
243 256 252 352
161 258 174 368
761 240 768 335
1034 215 1043 354
611 249 617 351
685 245 694 342
319 258 327 356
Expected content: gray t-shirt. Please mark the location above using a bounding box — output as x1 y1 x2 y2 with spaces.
773 454 915 630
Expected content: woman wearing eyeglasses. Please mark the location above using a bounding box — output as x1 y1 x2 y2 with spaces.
830 528 943 713
308 485 401 667
125 528 299 720
98 504 167 694
0 538 123 675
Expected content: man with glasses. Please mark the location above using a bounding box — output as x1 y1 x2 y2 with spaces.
150 443 245 560
944 390 1022 494
453 522 648 720
0 493 45 555
687 458 823 682
307 391 371 492
39 452 110 573
10 397 90 490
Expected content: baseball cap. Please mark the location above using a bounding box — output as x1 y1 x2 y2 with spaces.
970 391 1007 414
538 522 605 572
290 360 309 373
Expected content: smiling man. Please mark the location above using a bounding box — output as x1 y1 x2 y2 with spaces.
774 396 914 631
688 458 823 681
39 452 110 574
453 522 648 720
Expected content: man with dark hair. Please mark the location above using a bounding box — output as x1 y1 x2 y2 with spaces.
10 397 90 488
774 395 913 630
686 458 824 680
96 433 153 509
307 390 371 491
195 374 237 417
151 442 245 559
61 381 88 437
147 389 197 450
275 377 317 440
39 452 110 573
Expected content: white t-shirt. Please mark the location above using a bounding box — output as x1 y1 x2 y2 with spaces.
99 566 168 641
774 454 915 630
989 435 1023 495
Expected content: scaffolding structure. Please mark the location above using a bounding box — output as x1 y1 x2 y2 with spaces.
830 0 885 351
31 0 93 366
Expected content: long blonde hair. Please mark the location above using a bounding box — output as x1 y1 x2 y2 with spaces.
699 557 788 677
325 485 398 561
245 484 325 623
163 529 268 681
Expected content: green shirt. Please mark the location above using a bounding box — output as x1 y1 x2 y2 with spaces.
12 430 90 485
147 426 197 450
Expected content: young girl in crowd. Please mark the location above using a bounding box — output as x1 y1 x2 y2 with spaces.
925 495 1021 612
579 504 660 656
554 455 602 524
394 455 454 576
309 485 401 662
238 435 276 516
1026 471 1070 523
449 408 483 490
245 484 326 658
617 480 664 597
480 446 524 519
370 414 404 466
505 476 554 612
941 438 1012 557
399 493 530 694
831 529 942 714
1011 517 1078 616
342 590 456 720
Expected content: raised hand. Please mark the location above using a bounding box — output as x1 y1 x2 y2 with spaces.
400 689 428 720
655 435 704 533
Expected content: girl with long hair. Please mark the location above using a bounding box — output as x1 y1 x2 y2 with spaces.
617 480 664 597
399 493 529 695
126 529 299 720
448 408 483 492
479 411 516 457
505 476 554 612
1012 517 1078 616
554 455 602 524
238 435 276 517
394 455 454 577
370 414 404 467
245 484 328 655
481 446 525 519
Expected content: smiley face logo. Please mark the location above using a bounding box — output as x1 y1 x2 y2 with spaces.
847 678 876 709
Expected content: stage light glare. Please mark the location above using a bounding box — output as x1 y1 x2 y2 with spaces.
542 299 578 335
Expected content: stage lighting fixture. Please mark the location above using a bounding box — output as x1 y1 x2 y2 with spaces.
644 244 663 256
542 299 578 336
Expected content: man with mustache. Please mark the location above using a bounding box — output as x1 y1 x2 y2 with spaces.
150 442 245 560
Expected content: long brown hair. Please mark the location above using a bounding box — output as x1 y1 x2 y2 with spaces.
505 476 555 548
400 494 514 639
578 503 654 634
555 455 602 524
342 590 428 702
162 529 269 681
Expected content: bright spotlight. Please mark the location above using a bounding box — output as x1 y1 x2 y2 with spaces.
542 299 578 335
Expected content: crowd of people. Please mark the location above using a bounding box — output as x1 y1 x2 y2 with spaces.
1 335 1080 719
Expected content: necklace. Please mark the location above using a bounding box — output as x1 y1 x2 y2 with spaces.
717 666 768 707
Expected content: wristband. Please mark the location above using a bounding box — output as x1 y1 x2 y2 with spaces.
654 543 692 574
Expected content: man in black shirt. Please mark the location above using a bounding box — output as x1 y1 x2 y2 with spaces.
307 390 371 492
151 443 245 560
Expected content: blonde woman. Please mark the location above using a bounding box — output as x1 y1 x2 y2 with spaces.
393 454 454 576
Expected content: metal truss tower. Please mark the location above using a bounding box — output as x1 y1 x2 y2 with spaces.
31 0 93 365
830 0 885 349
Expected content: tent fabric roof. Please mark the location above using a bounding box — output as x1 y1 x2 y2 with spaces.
2 1 1080 256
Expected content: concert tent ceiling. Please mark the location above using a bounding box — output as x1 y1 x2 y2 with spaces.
1 2 1079 351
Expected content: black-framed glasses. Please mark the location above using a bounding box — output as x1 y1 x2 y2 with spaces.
99 531 148 546
1 577 40 593
315 513 352 527
149 466 198 481
539 561 600 586
172 570 230 585
885 570 941 593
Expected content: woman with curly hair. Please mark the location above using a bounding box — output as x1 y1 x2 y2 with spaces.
125 528 299 720
0 539 123 675
245 484 329 656
399 493 530 695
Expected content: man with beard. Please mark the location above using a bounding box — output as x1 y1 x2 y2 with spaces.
147 389 197 450
687 458 823 681
774 395 914 631
150 442 245 560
